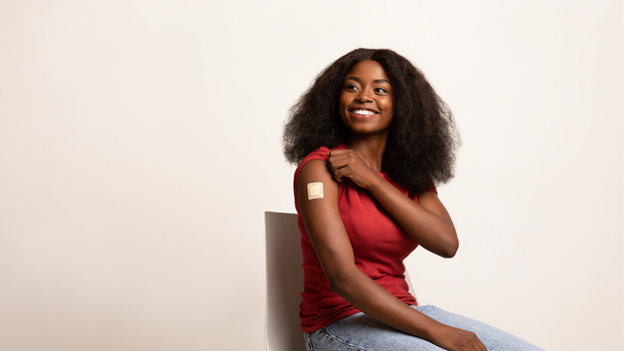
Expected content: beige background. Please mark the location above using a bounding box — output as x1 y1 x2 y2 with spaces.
1 1 622 350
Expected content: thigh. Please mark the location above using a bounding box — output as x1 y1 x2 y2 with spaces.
414 305 545 351
305 312 444 351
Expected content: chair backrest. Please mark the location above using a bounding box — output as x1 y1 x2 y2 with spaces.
264 211 418 351
265 211 307 351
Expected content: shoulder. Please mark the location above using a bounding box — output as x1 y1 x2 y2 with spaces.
294 146 345 205
294 145 345 185
298 145 346 168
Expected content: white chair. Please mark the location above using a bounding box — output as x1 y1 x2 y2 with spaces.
264 211 418 351
265 211 307 351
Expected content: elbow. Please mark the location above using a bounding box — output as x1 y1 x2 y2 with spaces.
439 238 459 259
328 280 345 296
440 246 458 258
325 267 357 296
327 273 349 296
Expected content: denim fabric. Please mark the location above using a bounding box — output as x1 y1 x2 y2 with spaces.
304 305 545 351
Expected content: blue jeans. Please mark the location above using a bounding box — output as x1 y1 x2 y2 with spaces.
304 305 545 351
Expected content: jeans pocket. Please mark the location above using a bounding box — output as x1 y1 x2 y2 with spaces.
304 332 313 351
323 312 365 335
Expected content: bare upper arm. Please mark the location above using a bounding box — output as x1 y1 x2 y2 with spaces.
297 160 356 281
417 191 457 241
400 191 458 258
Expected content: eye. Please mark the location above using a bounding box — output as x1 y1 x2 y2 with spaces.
374 87 389 94
344 83 358 90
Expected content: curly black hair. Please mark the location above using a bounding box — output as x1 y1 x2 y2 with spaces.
283 48 459 195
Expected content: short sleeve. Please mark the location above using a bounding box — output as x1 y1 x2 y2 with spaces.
293 145 346 208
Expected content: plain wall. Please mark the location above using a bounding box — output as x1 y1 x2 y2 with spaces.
0 1 622 350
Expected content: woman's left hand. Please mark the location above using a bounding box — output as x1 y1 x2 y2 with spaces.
330 149 459 259
327 149 380 189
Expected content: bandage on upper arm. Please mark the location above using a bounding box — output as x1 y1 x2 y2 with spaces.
307 182 324 200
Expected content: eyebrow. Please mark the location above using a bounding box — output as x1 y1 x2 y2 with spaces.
345 76 391 84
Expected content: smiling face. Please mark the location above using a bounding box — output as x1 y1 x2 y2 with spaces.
339 60 394 138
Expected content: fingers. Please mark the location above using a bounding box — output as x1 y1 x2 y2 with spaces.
326 150 376 189
477 338 487 351
332 167 352 183
328 157 351 173
435 326 487 351
465 332 485 351
327 150 355 164
327 150 356 171
469 333 487 351
327 149 352 156
327 151 355 182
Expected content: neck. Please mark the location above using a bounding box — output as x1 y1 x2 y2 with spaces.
345 131 389 172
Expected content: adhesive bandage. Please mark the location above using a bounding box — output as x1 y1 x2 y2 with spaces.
307 182 324 200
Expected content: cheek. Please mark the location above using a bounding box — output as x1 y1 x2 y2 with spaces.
338 95 349 117
383 100 394 123
338 94 349 109
382 99 393 114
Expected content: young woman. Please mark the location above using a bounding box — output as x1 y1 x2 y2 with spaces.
283 49 544 351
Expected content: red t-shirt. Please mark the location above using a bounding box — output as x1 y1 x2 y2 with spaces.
294 145 436 332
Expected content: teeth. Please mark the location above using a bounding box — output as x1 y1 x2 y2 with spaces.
353 109 376 116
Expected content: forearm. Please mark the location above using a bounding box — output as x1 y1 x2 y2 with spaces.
331 260 485 351
367 176 458 258
331 266 442 340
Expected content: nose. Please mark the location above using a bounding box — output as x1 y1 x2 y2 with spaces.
356 88 373 103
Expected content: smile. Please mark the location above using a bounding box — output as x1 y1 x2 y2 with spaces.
351 109 378 116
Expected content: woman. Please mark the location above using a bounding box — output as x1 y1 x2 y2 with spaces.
283 49 544 351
